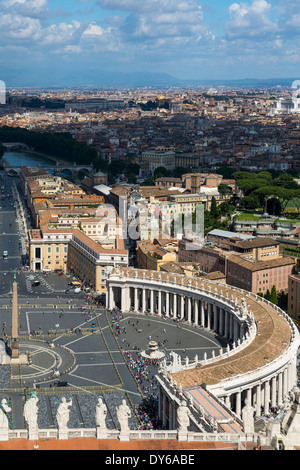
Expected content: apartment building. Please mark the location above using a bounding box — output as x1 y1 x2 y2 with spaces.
226 254 296 294
141 150 176 173
29 226 73 273
67 230 128 294
179 232 296 294
29 226 128 294
207 229 255 250
288 274 300 320
136 239 178 271
178 238 228 274
229 237 280 261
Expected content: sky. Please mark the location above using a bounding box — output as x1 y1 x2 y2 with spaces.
1 0 300 86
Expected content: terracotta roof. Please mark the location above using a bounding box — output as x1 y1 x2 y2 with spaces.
227 254 296 271
72 229 128 255
232 237 280 249
21 167 51 178
0 437 241 451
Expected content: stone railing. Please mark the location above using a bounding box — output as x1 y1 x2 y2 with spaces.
6 427 250 446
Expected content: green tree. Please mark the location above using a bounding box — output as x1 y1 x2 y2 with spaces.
218 183 232 196
173 166 193 178
265 289 271 301
141 175 156 186
272 172 299 190
154 166 169 177
126 162 140 176
269 285 278 305
242 195 260 210
218 201 234 216
210 196 218 219
126 173 137 184
108 160 126 175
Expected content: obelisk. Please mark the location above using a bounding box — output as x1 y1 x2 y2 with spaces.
11 273 19 359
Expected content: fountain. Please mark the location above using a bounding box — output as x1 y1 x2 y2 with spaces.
141 341 165 360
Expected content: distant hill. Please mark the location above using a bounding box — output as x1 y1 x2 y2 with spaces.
2 64 298 89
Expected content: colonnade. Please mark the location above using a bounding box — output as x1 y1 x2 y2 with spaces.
107 269 300 422
221 361 296 417
108 284 247 344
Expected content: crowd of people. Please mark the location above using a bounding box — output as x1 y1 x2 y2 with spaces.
109 307 164 429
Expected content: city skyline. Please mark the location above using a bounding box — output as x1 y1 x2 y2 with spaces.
1 0 300 86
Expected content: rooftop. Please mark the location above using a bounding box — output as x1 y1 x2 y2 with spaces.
227 254 296 271
208 229 255 240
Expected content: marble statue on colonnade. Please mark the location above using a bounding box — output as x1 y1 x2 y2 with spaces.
117 399 131 441
96 397 108 438
177 400 191 432
23 392 39 440
177 399 191 441
57 397 72 439
241 399 255 434
0 399 11 440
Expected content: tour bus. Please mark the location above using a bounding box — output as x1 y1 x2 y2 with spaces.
3 251 8 260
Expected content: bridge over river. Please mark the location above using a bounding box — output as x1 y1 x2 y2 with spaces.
2 144 94 177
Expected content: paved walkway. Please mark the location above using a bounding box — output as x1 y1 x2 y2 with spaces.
185 388 243 433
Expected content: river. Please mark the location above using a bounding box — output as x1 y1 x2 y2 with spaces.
2 150 57 168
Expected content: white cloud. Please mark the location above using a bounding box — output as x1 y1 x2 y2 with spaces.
97 0 199 14
1 0 50 18
0 13 42 41
226 0 277 39
82 23 105 36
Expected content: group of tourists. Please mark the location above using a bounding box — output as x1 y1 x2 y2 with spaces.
108 308 164 429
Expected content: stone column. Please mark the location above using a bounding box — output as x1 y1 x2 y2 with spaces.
158 290 162 316
173 293 177 318
166 291 170 317
142 288 146 312
283 367 288 398
224 310 229 338
194 299 199 326
150 289 154 314
271 376 277 408
180 296 184 320
200 301 205 327
229 312 233 340
134 287 139 311
236 390 242 417
108 286 115 310
278 372 283 406
219 307 224 336
207 303 211 330
264 380 270 414
122 286 130 312
187 297 192 323
213 304 217 332
256 383 261 417
233 318 239 344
